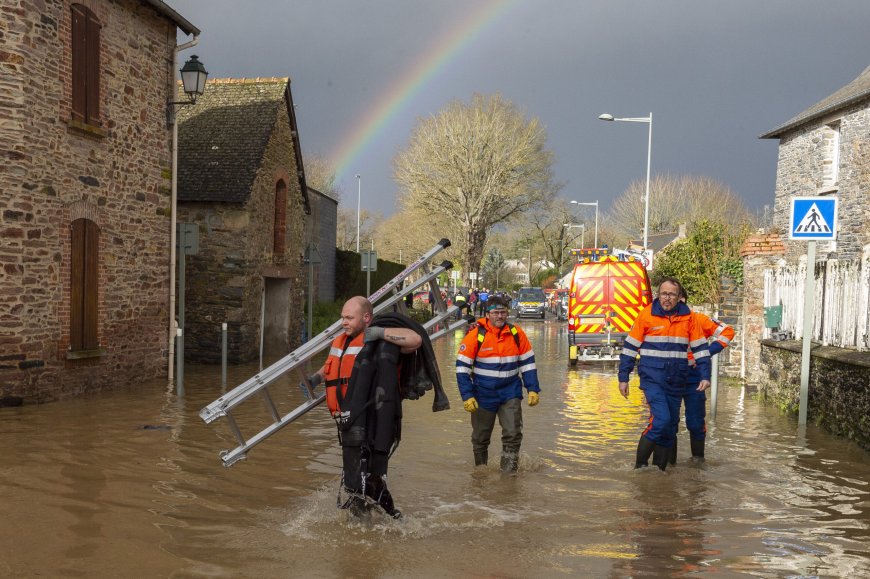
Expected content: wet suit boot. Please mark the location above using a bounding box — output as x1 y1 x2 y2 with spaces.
500 452 518 473
669 437 678 465
474 450 488 466
652 444 670 471
634 436 656 468
690 438 705 462
366 476 402 519
366 452 402 519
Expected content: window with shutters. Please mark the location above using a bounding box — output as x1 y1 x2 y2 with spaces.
273 179 287 254
70 218 100 353
71 4 101 127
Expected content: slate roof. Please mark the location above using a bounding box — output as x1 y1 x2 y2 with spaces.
629 230 682 253
760 64 870 139
143 1 199 35
177 78 307 206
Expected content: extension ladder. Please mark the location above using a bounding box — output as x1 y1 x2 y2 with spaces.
199 238 468 467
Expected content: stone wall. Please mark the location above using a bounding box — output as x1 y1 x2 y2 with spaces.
179 99 306 363
306 189 337 303
1 0 176 402
740 233 787 385
759 340 870 450
715 274 743 377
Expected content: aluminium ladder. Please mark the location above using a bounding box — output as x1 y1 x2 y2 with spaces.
199 238 469 467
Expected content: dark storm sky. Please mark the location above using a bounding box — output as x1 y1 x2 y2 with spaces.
168 0 870 218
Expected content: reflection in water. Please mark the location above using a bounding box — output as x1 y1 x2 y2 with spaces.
0 319 869 576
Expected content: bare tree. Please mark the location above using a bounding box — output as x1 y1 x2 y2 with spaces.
373 209 444 265
304 154 341 199
337 208 381 252
393 93 558 287
606 175 754 245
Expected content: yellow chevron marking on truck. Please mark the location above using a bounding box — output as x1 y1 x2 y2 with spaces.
612 278 640 305
575 279 603 303
610 304 639 331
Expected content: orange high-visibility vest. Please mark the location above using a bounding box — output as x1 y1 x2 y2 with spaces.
323 332 365 415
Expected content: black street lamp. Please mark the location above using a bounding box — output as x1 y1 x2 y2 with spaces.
167 54 208 125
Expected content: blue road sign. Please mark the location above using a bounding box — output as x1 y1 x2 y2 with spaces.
789 196 838 240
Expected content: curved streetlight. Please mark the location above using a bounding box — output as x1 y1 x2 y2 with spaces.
599 112 652 250
570 200 598 248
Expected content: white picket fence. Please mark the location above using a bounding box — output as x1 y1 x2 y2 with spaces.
763 247 870 350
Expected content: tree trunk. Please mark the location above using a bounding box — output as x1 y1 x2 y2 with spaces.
464 227 487 287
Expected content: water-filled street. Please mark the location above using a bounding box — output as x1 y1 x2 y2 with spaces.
2 317 869 577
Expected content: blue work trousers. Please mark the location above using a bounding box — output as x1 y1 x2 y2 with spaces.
637 364 688 448
667 381 707 441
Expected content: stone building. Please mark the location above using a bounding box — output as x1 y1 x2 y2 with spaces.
742 65 870 385
760 64 870 262
176 77 327 363
0 1 198 402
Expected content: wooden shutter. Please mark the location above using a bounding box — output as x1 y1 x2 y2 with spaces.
70 219 100 351
84 10 100 125
83 220 99 349
70 219 85 350
70 5 87 123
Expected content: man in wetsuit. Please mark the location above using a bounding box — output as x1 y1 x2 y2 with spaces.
308 296 422 518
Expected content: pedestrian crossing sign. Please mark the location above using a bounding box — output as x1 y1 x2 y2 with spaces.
789 196 837 240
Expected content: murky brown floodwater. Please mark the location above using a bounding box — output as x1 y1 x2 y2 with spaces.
2 317 870 578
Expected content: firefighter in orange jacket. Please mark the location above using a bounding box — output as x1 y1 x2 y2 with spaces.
668 290 735 463
456 296 540 472
618 278 711 471
308 296 422 518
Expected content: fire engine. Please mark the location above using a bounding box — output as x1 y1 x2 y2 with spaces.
566 248 652 365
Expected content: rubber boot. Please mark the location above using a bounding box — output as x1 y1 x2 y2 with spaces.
669 437 678 465
367 479 402 519
690 438 705 462
634 436 656 468
652 445 670 471
341 492 371 519
474 450 488 466
500 452 518 473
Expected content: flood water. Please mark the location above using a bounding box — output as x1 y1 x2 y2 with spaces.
2 318 870 578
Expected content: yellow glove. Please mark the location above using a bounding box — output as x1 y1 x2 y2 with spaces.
528 391 539 406
463 397 478 413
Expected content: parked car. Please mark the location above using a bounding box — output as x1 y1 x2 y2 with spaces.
557 294 569 321
515 287 547 319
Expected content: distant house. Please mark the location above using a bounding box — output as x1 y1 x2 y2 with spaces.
628 224 687 255
0 1 198 402
176 77 333 363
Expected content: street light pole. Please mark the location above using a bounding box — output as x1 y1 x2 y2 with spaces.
562 223 585 277
599 112 652 250
355 174 361 253
570 200 599 248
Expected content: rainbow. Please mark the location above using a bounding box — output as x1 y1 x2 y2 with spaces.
331 0 519 184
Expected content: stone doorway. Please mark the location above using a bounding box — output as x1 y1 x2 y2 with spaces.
262 277 290 359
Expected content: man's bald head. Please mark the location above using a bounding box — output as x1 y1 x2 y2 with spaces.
340 296 373 337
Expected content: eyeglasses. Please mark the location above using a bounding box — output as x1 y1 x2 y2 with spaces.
488 310 509 316
658 292 679 298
